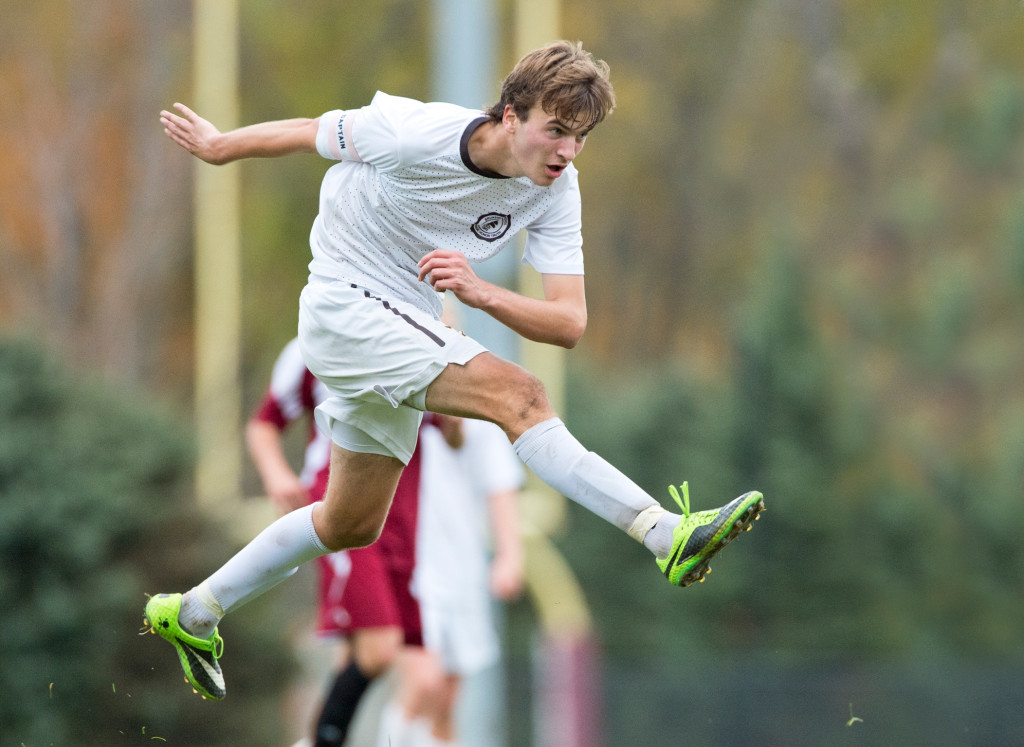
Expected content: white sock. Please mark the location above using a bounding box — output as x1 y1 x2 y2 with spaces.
513 418 678 557
643 513 680 558
179 504 328 637
178 580 223 638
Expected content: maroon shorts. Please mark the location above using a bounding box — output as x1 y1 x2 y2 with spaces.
315 546 422 646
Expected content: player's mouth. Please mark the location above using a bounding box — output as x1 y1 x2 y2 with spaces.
545 163 567 179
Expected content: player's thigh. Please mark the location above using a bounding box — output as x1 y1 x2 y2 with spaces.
316 445 405 549
424 352 555 439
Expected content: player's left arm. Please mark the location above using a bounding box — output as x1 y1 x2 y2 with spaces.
160 103 318 165
417 251 586 348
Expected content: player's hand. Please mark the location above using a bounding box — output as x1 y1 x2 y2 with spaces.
264 470 311 514
490 551 524 601
160 103 225 164
434 414 465 449
417 249 492 308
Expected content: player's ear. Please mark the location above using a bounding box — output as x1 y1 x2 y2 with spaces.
502 104 518 133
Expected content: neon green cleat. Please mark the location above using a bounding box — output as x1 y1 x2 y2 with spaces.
142 593 226 700
656 482 764 587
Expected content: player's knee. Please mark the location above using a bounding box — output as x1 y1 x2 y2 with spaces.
340 520 384 550
404 662 443 708
353 631 402 675
317 512 385 552
360 647 397 675
494 371 554 433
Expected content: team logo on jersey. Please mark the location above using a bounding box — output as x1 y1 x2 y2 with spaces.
470 212 512 242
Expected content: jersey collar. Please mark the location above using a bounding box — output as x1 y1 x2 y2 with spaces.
460 116 510 179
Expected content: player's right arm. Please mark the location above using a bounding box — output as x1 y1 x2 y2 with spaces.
160 102 318 165
487 487 524 600
245 418 310 514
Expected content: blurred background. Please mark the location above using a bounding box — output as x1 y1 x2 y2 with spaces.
3 0 1024 744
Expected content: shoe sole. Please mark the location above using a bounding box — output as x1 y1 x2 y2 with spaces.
676 492 764 587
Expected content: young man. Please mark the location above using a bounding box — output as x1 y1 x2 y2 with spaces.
144 40 764 702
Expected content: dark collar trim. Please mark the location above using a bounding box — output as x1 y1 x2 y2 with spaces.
460 116 509 179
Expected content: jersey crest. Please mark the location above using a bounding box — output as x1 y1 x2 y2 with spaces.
470 212 512 242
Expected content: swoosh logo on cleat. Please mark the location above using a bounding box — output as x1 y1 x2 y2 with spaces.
194 655 224 689
184 646 224 695
663 546 681 577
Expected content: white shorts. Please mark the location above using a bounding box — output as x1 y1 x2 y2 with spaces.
298 278 487 463
419 598 500 676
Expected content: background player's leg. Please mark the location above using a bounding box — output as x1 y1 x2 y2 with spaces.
315 627 403 747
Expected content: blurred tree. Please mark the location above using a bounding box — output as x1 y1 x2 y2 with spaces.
0 1 194 392
564 215 1024 658
0 338 291 746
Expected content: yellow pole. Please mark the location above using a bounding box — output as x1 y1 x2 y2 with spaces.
514 0 559 53
513 0 593 640
515 0 565 527
192 0 243 512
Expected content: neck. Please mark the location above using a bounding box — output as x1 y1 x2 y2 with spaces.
467 120 517 177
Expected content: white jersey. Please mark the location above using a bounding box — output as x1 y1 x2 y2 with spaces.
310 91 585 317
413 419 523 608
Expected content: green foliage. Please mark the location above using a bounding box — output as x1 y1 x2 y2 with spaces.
554 215 1024 738
562 219 1024 662
0 339 291 746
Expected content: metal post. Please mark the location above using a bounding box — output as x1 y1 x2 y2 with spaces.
431 0 521 363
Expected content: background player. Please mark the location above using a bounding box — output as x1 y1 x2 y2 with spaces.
378 414 524 746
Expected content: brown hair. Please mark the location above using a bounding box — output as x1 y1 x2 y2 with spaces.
486 40 615 131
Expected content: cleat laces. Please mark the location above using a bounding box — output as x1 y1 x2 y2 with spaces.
667 482 691 518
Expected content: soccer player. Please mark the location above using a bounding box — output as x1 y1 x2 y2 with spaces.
246 338 424 746
144 40 764 701
378 414 524 746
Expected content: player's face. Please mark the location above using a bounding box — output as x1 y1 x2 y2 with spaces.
507 104 590 186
